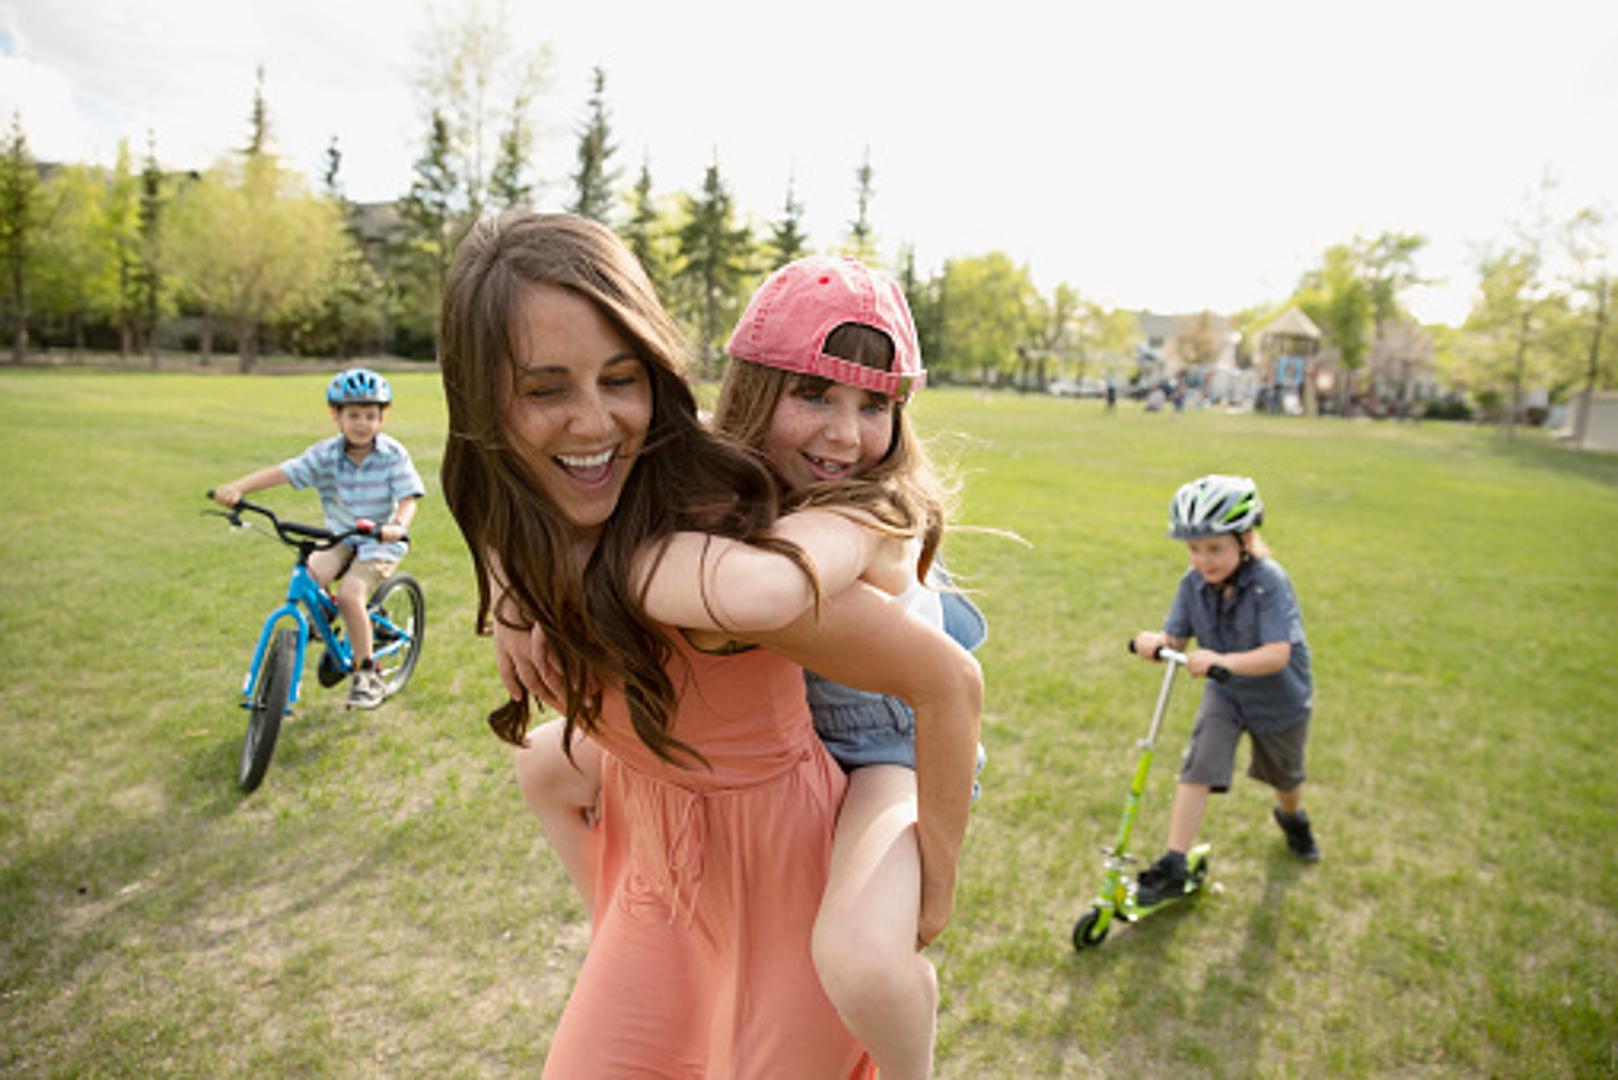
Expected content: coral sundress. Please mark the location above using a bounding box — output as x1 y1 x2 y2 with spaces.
541 630 876 1079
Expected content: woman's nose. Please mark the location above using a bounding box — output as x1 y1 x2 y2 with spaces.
568 386 614 438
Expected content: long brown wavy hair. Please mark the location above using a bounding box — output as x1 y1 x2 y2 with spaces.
439 212 809 763
711 322 949 580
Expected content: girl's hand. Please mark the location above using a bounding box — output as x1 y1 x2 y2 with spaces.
859 531 914 596
1185 649 1224 679
494 617 563 710
212 484 242 508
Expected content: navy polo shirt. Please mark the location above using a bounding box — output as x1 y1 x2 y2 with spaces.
1164 556 1312 732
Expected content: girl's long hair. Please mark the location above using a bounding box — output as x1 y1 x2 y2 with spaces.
439 212 808 762
711 322 950 579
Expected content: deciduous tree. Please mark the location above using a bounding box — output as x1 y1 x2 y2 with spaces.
34 164 119 355
413 0 551 220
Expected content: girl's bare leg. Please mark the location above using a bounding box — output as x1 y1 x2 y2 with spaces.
514 718 604 909
812 764 937 1080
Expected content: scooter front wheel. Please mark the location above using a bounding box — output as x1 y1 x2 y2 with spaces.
1072 907 1110 950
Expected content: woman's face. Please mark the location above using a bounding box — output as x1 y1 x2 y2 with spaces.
503 283 653 539
761 378 895 491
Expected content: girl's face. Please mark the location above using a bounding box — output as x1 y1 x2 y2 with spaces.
503 283 653 540
762 378 894 491
1186 533 1244 585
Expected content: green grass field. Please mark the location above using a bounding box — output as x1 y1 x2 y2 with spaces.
2 369 1615 1076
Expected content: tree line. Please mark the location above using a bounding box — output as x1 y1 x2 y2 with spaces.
0 5 1610 426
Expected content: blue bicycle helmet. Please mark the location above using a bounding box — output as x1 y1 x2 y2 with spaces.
326 367 393 407
1168 474 1264 539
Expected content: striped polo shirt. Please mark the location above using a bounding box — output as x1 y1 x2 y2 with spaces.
281 433 425 561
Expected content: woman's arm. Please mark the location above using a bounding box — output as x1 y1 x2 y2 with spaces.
632 508 910 633
749 583 982 946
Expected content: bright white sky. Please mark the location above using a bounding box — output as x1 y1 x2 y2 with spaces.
4 0 1616 326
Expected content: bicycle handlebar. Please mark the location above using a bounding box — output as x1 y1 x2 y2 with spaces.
205 491 410 548
1126 638 1231 683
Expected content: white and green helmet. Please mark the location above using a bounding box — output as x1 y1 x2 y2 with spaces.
1168 474 1264 539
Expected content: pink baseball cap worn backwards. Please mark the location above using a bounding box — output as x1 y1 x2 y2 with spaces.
725 255 926 401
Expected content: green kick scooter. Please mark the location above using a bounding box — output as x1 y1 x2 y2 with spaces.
1071 641 1229 950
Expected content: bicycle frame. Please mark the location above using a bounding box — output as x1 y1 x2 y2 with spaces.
238 560 346 710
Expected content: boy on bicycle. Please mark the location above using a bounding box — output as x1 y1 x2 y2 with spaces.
212 368 425 709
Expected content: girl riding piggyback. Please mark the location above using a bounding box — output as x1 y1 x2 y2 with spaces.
509 254 987 1078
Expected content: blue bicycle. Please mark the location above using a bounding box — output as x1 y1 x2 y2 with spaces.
207 494 426 792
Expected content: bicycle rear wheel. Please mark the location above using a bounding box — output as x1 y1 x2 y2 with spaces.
240 627 295 793
368 573 425 697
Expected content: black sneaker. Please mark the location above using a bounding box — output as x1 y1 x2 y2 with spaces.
1135 850 1190 906
1273 807 1321 862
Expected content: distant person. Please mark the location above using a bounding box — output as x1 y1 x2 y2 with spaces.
211 368 424 709
1129 474 1318 905
1105 380 1117 412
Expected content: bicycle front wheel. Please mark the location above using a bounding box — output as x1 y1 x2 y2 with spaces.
240 626 295 792
369 573 425 697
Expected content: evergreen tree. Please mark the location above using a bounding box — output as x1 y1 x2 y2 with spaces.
489 91 535 211
621 157 668 294
568 67 619 224
676 155 752 375
846 147 877 265
322 135 344 202
396 110 461 354
138 131 166 365
766 174 809 269
0 111 39 362
244 66 270 157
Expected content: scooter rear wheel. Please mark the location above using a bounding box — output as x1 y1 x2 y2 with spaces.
1072 907 1110 950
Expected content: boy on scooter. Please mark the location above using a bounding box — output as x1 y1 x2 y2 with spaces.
1130 475 1318 906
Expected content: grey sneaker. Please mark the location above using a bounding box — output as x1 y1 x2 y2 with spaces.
1273 807 1321 862
347 667 385 710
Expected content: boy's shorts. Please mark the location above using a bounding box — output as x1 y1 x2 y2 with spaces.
309 545 398 594
1177 691 1309 793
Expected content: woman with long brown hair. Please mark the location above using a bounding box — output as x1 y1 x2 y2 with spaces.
439 213 980 1076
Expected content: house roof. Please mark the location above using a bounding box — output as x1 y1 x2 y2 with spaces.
1258 306 1321 340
